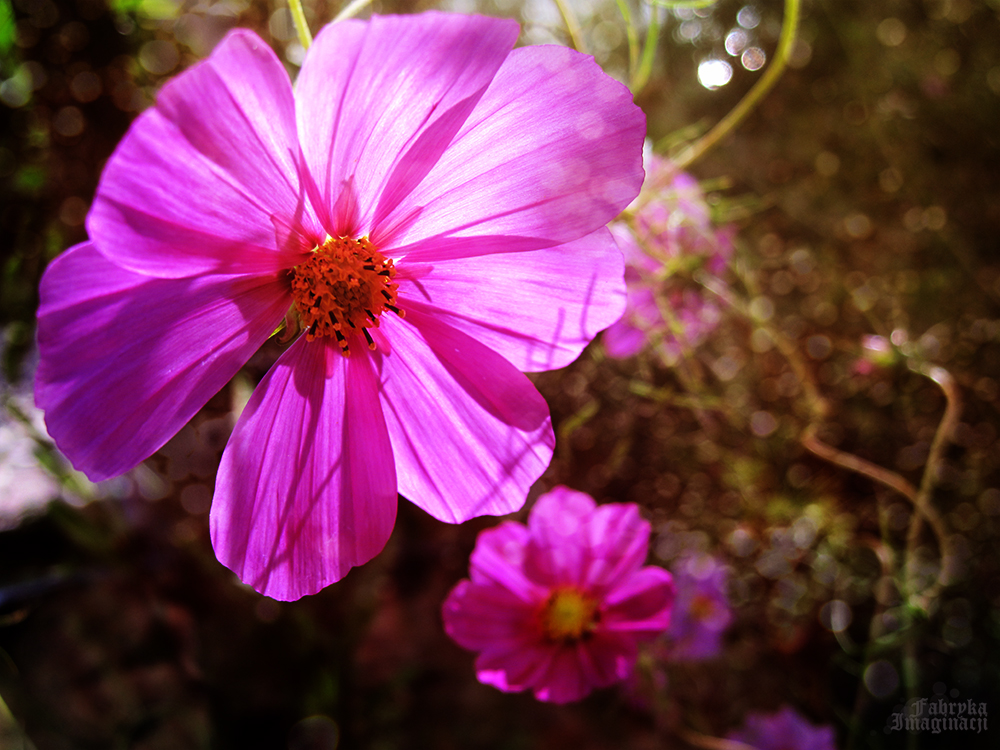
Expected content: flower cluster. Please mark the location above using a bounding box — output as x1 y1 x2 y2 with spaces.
603 153 733 364
34 13 644 601
442 486 675 703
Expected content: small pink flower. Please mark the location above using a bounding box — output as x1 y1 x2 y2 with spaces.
34 14 644 600
726 706 837 750
603 155 732 362
442 486 675 703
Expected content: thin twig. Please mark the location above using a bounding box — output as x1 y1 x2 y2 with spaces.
905 365 961 605
801 425 918 503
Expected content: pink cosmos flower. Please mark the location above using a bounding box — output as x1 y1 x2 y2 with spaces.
441 486 675 703
602 155 732 363
33 13 644 601
726 706 837 750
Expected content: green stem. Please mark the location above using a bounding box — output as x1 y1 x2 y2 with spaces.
631 5 661 95
333 0 374 23
617 0 640 80
289 0 312 50
554 0 587 53
675 0 801 169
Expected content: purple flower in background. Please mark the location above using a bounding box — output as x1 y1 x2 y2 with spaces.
664 554 733 661
34 13 644 601
727 706 837 750
603 154 733 363
442 486 675 703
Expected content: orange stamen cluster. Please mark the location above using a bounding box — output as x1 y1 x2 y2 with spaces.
538 588 599 643
289 236 402 354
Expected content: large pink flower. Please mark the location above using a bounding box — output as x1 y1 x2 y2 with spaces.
442 486 674 703
34 14 644 601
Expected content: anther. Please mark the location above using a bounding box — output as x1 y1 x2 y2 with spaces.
288 235 401 355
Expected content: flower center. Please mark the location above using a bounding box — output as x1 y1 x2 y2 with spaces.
289 236 402 354
539 588 599 643
689 593 717 622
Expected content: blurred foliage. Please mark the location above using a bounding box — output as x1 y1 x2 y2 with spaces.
0 0 999 748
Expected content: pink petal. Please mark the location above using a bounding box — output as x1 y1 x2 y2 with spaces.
88 29 318 278
522 486 596 588
579 503 653 594
531 647 592 704
441 578 539 651
396 228 625 372
34 243 288 481
602 566 675 638
373 309 554 523
602 320 648 359
468 521 546 603
475 640 557 695
210 338 397 601
610 222 659 274
379 44 645 258
295 12 519 238
577 633 637 687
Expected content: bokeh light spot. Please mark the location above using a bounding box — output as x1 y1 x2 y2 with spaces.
698 59 733 89
737 5 761 29
865 660 900 698
742 47 766 71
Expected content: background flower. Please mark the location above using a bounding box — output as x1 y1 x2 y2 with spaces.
603 155 733 363
726 705 837 750
663 553 732 661
442 486 674 703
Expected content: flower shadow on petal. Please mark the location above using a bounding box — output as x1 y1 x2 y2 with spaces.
373 310 554 523
212 340 396 601
35 243 289 481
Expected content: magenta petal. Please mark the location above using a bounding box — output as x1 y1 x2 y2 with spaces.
296 12 519 238
34 243 289 481
602 566 675 638
467 521 545 603
381 44 645 256
601 320 647 359
88 29 318 278
397 228 625 372
579 502 653 593
210 339 397 601
374 309 554 523
442 578 538 652
522 486 596 588
577 633 636 686
475 641 556 695
532 647 591 704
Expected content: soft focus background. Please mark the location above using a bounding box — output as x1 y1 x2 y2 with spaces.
2 0 999 747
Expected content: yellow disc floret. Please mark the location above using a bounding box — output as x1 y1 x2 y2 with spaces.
289 236 403 354
538 587 599 643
